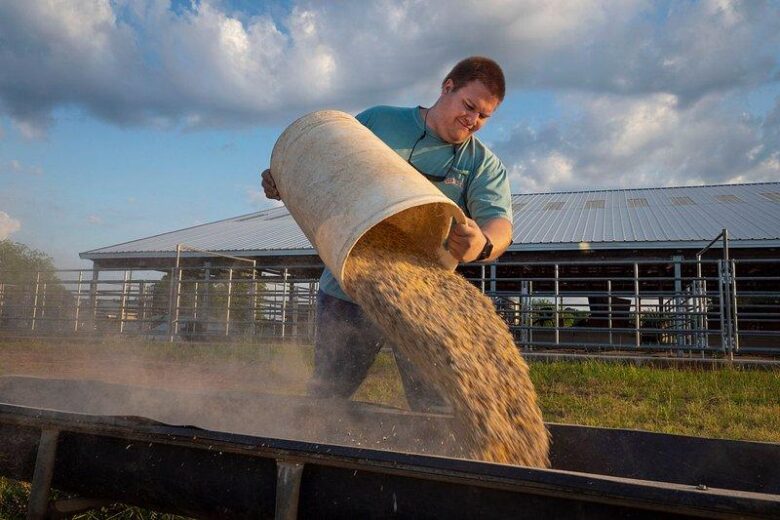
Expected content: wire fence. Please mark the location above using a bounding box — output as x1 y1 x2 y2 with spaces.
1 256 777 357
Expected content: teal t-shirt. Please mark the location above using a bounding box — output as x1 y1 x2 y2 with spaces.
319 105 513 302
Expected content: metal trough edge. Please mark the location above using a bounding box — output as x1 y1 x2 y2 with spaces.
1 403 779 519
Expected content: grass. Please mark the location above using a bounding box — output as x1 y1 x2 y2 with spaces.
530 360 780 442
1 339 778 517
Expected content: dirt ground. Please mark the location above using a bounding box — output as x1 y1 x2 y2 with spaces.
0 339 312 395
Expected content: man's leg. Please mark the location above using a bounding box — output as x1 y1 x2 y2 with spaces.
308 290 384 399
393 351 450 413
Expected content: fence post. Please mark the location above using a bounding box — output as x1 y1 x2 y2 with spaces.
138 281 147 332
30 272 41 331
633 263 640 349
193 281 199 320
167 267 176 342
520 281 529 349
280 268 289 338
308 281 316 341
203 262 212 331
673 255 683 350
489 264 497 295
251 262 258 339
290 283 299 339
74 271 83 332
554 264 560 346
730 259 739 354
529 281 535 347
89 267 99 333
607 280 613 347
119 270 130 334
225 268 233 336
40 282 47 323
717 261 728 356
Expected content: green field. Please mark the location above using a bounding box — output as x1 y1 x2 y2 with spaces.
0 339 778 518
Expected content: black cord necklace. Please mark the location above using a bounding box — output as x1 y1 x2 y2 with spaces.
407 106 465 182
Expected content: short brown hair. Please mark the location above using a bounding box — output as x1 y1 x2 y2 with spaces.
443 56 506 102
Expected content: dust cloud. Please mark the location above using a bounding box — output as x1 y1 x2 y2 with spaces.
0 338 464 456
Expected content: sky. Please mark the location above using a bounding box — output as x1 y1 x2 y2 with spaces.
1 0 779 269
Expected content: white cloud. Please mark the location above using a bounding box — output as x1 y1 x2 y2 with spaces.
2 159 43 176
87 215 103 225
0 211 21 239
496 92 780 192
0 0 777 134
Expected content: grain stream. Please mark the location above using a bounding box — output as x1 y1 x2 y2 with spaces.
343 223 550 467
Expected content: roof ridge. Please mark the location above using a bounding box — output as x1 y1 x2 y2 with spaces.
81 206 285 254
512 181 780 197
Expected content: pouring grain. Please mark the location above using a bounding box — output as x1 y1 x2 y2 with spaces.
343 222 550 467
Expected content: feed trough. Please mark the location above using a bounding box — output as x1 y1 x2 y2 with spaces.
0 375 778 519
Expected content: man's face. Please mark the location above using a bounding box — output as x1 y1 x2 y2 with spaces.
433 79 500 144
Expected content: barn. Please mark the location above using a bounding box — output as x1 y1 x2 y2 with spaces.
76 181 780 355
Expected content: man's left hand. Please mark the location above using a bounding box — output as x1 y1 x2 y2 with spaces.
448 218 487 263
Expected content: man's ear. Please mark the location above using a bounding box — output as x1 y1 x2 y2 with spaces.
441 78 454 94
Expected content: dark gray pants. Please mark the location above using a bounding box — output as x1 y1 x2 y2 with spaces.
308 290 447 412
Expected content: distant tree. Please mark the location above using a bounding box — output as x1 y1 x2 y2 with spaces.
0 240 70 331
0 240 57 281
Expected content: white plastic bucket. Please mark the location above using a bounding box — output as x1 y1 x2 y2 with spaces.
270 110 466 286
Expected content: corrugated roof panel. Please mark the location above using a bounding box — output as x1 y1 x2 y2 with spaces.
82 182 780 258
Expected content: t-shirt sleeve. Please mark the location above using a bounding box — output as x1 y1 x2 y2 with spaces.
466 153 513 226
355 107 377 129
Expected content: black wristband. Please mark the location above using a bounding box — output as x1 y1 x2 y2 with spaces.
476 234 493 261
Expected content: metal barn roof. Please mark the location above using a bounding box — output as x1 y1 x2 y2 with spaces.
81 182 780 261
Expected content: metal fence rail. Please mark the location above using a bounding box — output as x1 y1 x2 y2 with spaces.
473 256 774 357
1 256 778 357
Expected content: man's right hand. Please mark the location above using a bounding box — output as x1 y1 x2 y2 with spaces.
261 169 281 200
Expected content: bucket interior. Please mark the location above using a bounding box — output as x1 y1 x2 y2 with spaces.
343 202 464 280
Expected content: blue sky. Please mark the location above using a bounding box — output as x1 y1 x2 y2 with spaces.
1 0 779 268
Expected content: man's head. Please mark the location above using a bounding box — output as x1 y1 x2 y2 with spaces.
429 56 505 144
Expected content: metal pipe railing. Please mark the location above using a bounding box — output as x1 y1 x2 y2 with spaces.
1 241 777 356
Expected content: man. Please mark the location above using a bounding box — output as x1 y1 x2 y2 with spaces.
262 56 513 411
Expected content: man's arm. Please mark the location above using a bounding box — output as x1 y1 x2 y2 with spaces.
448 216 512 263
